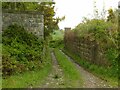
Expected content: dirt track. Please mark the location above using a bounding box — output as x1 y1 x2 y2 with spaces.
39 49 113 88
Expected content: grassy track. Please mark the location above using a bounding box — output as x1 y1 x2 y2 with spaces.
63 49 118 87
54 49 83 87
2 47 52 88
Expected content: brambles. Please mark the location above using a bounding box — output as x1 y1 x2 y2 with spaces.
2 24 44 77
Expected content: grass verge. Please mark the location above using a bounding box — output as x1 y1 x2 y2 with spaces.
54 48 83 88
2 46 52 88
63 49 118 87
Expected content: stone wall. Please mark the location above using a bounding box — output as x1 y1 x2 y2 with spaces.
64 30 110 66
2 10 44 39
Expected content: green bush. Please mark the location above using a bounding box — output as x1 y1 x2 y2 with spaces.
2 24 43 77
49 30 64 48
49 40 63 48
70 18 118 78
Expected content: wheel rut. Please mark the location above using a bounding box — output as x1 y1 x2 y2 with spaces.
60 49 113 88
39 51 65 88
39 49 113 88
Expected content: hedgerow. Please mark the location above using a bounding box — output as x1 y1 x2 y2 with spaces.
2 24 44 77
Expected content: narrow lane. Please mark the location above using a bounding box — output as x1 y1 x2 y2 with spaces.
39 51 65 88
60 50 113 88
39 49 113 88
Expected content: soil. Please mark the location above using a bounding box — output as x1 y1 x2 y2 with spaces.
39 49 113 88
39 51 65 88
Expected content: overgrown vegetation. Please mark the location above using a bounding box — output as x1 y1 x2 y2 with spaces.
2 24 53 88
2 1 119 88
2 46 52 88
54 49 83 87
63 49 118 87
2 2 64 88
49 30 64 48
76 9 118 72
2 24 44 77
63 8 119 87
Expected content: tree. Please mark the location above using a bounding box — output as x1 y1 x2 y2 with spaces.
106 8 118 48
107 8 115 23
2 2 65 39
37 2 65 39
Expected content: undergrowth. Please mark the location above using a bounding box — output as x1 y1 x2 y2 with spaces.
49 30 64 48
2 24 44 77
63 48 118 87
2 46 52 88
2 24 52 88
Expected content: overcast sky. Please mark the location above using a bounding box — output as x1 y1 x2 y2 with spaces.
54 0 119 29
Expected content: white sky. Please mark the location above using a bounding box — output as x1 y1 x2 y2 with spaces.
54 0 120 29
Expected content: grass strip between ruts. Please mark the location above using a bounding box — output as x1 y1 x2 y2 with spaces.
54 48 83 88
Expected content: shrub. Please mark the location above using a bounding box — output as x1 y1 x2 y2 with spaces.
2 24 43 77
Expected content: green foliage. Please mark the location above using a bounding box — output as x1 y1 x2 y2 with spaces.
50 40 63 48
63 49 118 87
75 19 112 40
2 24 42 47
107 8 115 23
2 46 52 88
63 7 118 86
2 2 40 11
2 24 43 77
2 2 65 38
73 13 118 69
38 2 65 38
105 48 118 76
51 30 64 41
49 30 64 48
